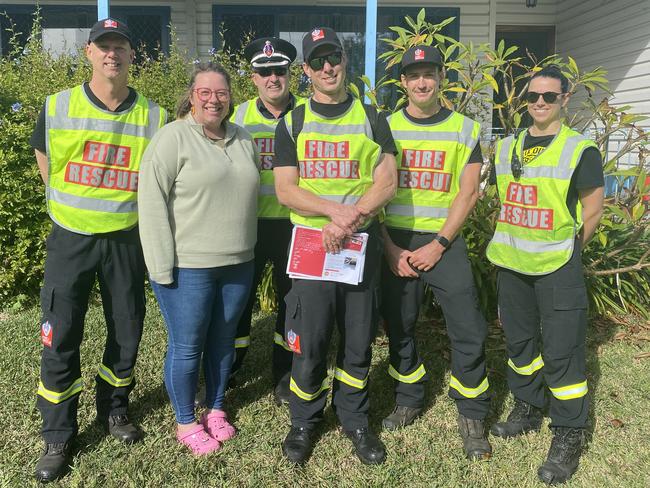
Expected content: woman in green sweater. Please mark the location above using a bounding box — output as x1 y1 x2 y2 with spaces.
138 62 260 455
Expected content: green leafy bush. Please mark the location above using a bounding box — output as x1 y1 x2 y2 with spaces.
1 11 648 320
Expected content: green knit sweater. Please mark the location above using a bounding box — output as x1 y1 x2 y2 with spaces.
138 115 260 284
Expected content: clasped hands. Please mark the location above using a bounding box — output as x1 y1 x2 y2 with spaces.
321 204 368 254
384 240 445 277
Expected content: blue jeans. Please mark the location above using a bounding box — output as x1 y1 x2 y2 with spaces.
152 262 254 424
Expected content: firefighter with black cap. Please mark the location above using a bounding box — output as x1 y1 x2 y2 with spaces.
273 27 397 465
29 18 166 482
381 45 492 460
487 64 604 485
229 37 304 405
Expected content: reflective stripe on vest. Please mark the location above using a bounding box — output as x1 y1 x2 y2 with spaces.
334 367 368 389
274 332 292 352
549 380 588 400
231 96 305 219
388 364 426 384
98 363 134 388
486 125 597 275
37 378 83 404
449 375 489 398
287 98 381 229
45 85 165 234
508 354 544 375
385 109 480 232
290 376 329 401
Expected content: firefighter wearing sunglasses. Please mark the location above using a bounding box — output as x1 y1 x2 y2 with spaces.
273 27 398 465
228 37 305 406
380 44 492 460
487 64 604 485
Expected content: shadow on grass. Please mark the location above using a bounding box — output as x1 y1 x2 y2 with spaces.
585 316 620 441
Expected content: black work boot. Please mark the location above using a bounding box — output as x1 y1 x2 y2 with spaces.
344 427 386 465
34 442 71 483
491 397 544 438
537 427 585 485
382 405 423 430
457 415 492 461
282 426 315 465
273 375 291 406
101 414 143 444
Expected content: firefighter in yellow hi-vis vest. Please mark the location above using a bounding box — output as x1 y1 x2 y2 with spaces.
273 27 397 466
487 65 604 485
380 45 492 460
229 37 304 405
29 18 166 483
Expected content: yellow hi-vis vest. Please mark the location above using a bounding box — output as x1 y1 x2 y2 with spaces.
231 96 305 219
45 85 166 234
486 124 598 275
385 109 480 232
284 98 381 229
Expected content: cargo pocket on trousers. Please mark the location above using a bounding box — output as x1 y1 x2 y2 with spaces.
553 285 588 311
548 285 588 359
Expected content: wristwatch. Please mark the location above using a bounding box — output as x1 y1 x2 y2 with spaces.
433 234 450 249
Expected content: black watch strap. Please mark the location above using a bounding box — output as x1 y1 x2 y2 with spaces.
433 234 450 249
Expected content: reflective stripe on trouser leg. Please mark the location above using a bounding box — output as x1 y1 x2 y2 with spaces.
290 376 329 401
388 364 426 384
381 259 429 409
97 363 134 388
334 368 368 389
38 378 83 404
234 336 251 348
497 268 547 409
549 381 588 400
449 375 489 398
508 354 544 375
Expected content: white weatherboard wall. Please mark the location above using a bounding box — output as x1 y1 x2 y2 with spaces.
0 0 193 54
556 0 650 116
496 0 558 26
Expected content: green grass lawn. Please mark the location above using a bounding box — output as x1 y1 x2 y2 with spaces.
1 301 648 487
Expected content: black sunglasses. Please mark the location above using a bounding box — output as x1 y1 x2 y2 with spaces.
525 91 564 104
308 52 343 71
255 67 288 77
511 151 523 179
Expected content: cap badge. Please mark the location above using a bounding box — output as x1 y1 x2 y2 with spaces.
263 40 275 57
414 48 425 60
311 29 325 41
104 19 118 29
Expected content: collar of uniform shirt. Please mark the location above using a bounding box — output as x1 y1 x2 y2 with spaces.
256 93 296 119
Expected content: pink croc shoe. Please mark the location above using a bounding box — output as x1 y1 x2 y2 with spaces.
201 410 237 442
176 423 221 456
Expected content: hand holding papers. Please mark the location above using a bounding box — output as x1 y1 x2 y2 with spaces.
287 225 368 285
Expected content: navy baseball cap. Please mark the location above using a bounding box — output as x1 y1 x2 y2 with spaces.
302 27 342 62
400 45 443 74
88 18 133 47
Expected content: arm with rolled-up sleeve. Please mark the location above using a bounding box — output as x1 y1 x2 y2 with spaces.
138 129 180 285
